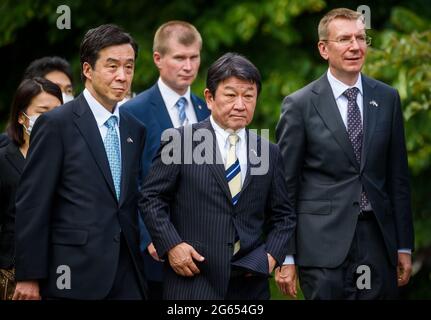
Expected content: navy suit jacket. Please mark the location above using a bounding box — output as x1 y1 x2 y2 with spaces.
14 94 148 299
122 83 209 281
140 118 296 299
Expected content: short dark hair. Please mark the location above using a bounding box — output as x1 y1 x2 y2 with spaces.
206 52 261 97
6 77 63 146
79 24 138 82
23 56 74 85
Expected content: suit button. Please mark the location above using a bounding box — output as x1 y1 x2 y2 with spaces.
353 201 359 206
114 234 121 242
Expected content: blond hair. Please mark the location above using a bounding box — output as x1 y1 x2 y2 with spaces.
318 8 364 40
153 21 202 55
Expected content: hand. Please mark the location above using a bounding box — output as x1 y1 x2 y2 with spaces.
147 242 161 262
168 242 205 277
12 280 41 300
397 252 412 286
275 264 297 298
267 253 276 274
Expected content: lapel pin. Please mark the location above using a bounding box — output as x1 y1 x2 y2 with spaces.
198 105 202 110
127 137 134 143
369 100 379 107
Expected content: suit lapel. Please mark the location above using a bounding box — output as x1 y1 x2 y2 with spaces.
151 84 173 131
73 94 117 201
361 76 378 172
197 119 232 202
119 112 134 206
241 130 259 193
5 143 25 174
191 94 208 121
312 75 360 171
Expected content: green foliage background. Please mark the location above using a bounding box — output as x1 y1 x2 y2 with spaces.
0 0 429 298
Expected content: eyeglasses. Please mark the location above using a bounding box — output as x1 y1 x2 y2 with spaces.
321 35 372 46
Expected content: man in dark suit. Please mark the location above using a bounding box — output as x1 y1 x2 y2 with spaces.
275 8 414 299
140 53 296 300
13 24 147 300
122 21 209 299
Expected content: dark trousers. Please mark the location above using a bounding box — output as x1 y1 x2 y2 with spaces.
299 213 398 300
225 269 270 300
105 234 144 300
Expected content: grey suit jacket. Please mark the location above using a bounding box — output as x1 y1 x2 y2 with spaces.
276 73 414 268
139 118 296 299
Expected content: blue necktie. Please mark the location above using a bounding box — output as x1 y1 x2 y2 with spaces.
104 116 121 200
343 87 370 211
175 97 188 126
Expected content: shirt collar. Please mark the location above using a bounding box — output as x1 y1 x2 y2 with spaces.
210 116 246 147
327 69 363 100
83 88 120 129
158 77 191 110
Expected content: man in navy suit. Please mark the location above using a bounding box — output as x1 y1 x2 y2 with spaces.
122 20 210 299
13 24 147 300
140 53 296 299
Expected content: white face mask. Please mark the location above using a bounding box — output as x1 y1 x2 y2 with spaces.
22 112 40 136
62 93 74 104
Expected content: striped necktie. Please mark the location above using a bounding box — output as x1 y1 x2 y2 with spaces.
225 133 241 254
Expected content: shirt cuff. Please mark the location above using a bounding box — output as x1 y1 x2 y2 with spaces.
398 249 412 255
282 255 295 265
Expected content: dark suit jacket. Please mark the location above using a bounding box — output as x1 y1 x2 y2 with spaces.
0 133 10 148
139 118 296 299
14 94 148 299
276 73 414 268
0 143 25 269
122 83 210 281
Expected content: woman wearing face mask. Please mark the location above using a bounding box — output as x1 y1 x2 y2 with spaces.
0 77 62 300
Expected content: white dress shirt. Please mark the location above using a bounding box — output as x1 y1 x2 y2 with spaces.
210 116 247 185
83 88 122 160
327 69 364 127
158 78 198 127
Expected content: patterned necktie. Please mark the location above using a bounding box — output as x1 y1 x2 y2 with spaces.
343 87 370 211
104 116 121 201
225 133 241 255
175 97 188 126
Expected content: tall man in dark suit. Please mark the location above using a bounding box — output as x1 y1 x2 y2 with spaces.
13 24 148 300
275 8 414 299
122 21 210 299
140 53 296 299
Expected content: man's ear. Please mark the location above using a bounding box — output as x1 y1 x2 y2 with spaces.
153 51 162 69
318 41 329 61
82 62 93 81
203 88 214 111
